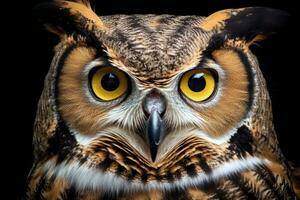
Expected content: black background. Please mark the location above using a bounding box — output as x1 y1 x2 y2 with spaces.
15 0 299 199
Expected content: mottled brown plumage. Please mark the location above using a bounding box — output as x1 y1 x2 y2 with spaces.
27 1 299 199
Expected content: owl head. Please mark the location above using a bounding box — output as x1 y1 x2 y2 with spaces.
32 0 290 193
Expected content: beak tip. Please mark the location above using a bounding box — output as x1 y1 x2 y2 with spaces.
150 148 157 162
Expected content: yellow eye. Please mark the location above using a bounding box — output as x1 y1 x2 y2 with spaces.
90 66 128 101
179 69 216 102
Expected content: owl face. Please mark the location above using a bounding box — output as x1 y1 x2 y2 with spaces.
32 1 289 193
56 18 252 163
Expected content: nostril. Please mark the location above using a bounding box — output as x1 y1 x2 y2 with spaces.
142 89 167 118
157 105 166 117
143 107 150 118
160 108 166 117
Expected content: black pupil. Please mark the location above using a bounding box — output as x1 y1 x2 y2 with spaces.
101 73 120 91
188 73 206 92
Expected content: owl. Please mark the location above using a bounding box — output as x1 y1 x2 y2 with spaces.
26 0 299 199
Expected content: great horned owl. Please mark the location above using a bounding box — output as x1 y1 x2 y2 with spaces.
26 0 299 199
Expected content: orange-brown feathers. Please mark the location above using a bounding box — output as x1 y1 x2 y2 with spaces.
57 1 106 29
29 4 296 199
200 9 233 31
196 49 250 136
35 0 107 38
58 46 111 135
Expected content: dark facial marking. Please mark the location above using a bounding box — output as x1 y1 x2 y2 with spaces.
47 119 77 163
98 156 114 171
115 165 127 176
197 157 212 173
164 172 175 182
141 173 149 183
228 125 253 157
234 48 254 110
127 169 138 181
186 164 197 177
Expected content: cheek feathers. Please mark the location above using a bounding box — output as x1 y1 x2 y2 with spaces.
58 47 110 135
196 49 251 136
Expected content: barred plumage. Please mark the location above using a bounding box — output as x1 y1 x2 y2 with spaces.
27 1 299 199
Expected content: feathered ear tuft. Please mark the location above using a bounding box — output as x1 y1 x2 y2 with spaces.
33 0 106 38
68 0 92 9
201 7 290 45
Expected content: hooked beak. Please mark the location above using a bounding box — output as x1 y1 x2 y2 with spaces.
147 108 162 162
142 89 167 162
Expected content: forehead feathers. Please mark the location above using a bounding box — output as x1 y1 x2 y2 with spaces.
100 15 210 84
35 1 288 86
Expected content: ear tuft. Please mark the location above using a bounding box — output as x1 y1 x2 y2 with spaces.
33 1 106 37
201 7 290 45
226 7 289 42
69 0 92 9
